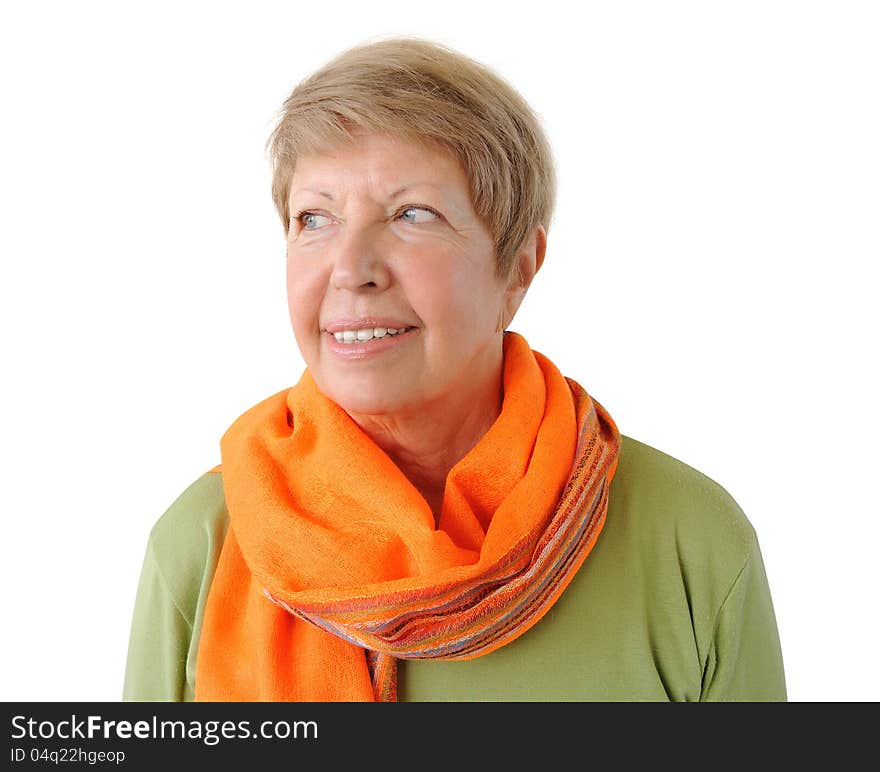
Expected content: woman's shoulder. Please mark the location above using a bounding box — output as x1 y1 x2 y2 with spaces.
611 433 758 566
579 435 785 701
145 466 230 616
149 466 228 548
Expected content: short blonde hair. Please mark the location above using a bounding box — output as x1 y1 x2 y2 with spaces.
267 36 556 284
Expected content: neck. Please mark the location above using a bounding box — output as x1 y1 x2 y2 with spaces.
346 352 504 525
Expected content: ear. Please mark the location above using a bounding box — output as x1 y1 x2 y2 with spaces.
500 225 547 330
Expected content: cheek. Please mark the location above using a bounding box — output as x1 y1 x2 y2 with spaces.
443 262 503 323
285 259 322 330
412 264 502 340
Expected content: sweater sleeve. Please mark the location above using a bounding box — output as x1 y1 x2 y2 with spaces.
122 538 193 701
122 471 228 702
700 533 787 701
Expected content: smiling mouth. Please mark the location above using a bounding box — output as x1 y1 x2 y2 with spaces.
328 326 417 344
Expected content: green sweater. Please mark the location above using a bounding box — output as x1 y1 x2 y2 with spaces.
123 434 786 702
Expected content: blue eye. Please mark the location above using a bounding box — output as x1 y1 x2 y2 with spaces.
291 206 440 233
399 206 439 224
297 212 331 231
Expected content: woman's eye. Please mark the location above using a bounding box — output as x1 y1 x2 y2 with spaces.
294 207 438 232
399 206 438 224
299 212 331 231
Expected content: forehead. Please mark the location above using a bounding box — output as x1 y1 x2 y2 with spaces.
288 132 469 200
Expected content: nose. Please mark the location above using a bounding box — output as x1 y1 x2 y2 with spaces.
329 226 391 292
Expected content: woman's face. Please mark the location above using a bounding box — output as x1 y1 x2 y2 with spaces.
285 132 514 419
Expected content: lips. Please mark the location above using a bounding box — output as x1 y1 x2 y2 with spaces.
323 325 418 359
323 317 418 334
331 326 415 343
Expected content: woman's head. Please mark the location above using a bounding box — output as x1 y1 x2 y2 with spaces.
271 38 553 423
267 36 556 286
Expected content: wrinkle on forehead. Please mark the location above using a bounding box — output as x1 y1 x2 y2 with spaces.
288 133 472 217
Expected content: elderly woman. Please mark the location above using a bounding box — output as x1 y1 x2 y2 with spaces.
123 37 785 702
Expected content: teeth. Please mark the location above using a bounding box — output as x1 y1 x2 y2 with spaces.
332 326 411 343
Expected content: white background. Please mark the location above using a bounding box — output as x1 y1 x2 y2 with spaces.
2 1 877 702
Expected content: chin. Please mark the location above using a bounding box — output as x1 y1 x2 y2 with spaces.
317 377 406 416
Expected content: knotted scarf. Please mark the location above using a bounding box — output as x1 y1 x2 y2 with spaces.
194 331 620 701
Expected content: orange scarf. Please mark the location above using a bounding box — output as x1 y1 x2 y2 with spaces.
195 332 620 701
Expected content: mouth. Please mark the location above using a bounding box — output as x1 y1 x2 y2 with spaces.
323 326 419 359
327 325 417 344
